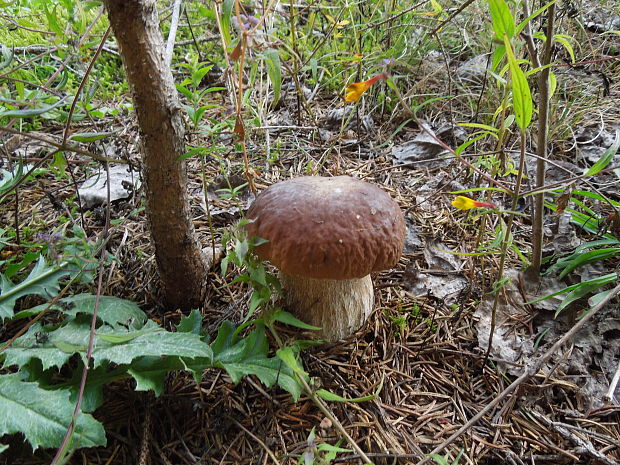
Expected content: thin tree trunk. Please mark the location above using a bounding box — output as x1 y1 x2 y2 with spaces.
104 0 209 309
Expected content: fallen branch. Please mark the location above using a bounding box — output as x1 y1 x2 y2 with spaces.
416 280 620 464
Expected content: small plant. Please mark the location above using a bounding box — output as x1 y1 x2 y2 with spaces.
428 448 464 465
297 427 352 465
0 228 308 457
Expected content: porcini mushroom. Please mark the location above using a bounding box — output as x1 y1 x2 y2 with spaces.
245 176 405 341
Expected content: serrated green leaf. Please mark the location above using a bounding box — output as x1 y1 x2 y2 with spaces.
14 294 147 329
585 132 620 177
93 320 213 367
127 356 197 396
0 373 106 452
211 321 302 400
4 319 213 371
176 309 205 335
0 257 70 321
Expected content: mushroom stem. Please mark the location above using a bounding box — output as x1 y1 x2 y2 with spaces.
280 273 374 342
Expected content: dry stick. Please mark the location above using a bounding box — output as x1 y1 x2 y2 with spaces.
227 417 282 465
416 281 620 465
61 23 113 228
50 162 112 465
605 358 620 402
165 0 183 66
529 410 620 465
0 126 120 163
530 1 556 275
360 0 431 31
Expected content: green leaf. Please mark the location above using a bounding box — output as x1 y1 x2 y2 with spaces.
127 356 192 396
96 328 158 343
553 34 576 63
488 0 514 40
276 347 307 376
211 321 302 400
191 64 214 88
316 389 376 403
0 98 68 119
273 310 321 330
427 454 450 465
584 132 620 177
0 373 106 452
262 49 282 104
69 130 118 142
93 320 213 367
559 248 620 279
176 309 205 335
555 274 618 317
3 319 213 371
527 273 617 305
317 443 351 453
503 37 532 129
515 0 559 35
0 257 70 321
220 0 234 45
13 294 147 329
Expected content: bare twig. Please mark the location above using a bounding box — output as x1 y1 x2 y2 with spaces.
51 162 112 464
529 410 620 465
165 0 183 66
606 359 620 403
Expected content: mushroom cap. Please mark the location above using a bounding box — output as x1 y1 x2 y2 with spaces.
245 176 405 280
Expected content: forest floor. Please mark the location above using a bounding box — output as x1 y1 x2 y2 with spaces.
3 2 620 465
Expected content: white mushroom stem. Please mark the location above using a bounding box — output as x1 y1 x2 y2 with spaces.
279 273 374 342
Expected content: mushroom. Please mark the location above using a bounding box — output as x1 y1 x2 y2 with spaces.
245 176 405 341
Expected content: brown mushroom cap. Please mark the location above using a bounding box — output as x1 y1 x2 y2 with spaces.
245 176 405 280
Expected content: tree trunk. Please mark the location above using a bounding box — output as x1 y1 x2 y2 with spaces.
104 0 209 309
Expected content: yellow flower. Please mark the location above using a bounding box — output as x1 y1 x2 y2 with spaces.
452 195 496 210
344 73 388 103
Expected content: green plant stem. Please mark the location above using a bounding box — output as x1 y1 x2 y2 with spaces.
530 1 556 275
484 131 528 363
267 327 374 465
